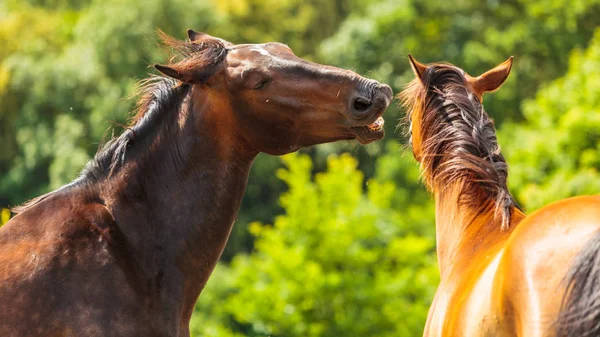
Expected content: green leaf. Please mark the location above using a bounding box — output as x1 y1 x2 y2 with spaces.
0 208 10 226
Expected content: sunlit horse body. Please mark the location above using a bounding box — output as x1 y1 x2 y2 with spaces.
0 30 392 336
401 55 600 337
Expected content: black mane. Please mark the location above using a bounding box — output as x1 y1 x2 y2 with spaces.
82 77 189 182
12 77 190 213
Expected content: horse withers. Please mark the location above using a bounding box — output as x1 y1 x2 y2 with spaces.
0 30 392 337
401 55 600 337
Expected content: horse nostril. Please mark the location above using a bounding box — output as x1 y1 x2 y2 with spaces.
353 97 372 113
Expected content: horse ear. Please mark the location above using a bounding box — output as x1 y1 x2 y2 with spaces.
154 64 189 82
187 29 208 42
408 54 427 83
187 29 234 47
154 63 207 84
470 56 514 97
154 60 224 85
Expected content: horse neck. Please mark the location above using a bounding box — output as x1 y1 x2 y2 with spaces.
433 180 524 279
104 86 256 301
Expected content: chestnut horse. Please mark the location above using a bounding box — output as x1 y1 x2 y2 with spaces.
401 55 600 337
0 30 392 336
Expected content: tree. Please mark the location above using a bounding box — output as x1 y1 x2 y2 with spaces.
0 0 367 258
191 152 438 337
502 28 600 210
0 0 217 207
210 0 366 60
313 0 600 214
319 0 600 126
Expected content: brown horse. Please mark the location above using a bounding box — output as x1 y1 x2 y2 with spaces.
401 55 600 337
0 30 392 337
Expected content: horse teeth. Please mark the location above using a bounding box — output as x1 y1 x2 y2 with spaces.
368 117 384 131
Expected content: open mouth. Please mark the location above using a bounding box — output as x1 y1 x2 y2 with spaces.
350 116 385 144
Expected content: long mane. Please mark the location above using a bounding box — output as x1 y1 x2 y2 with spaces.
12 32 227 214
400 64 520 229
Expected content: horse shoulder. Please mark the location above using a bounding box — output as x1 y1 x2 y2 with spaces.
498 195 600 336
0 192 156 336
422 246 510 337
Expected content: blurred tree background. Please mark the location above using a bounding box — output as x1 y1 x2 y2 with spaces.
1 0 600 335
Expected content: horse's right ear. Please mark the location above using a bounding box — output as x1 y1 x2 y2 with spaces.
154 64 190 83
466 56 513 101
408 54 427 83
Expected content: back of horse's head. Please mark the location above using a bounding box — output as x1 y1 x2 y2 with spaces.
400 56 518 229
151 29 394 154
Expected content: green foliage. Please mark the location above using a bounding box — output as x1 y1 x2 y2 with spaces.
308 0 600 200
191 153 438 337
0 0 368 258
0 0 218 206
319 0 600 126
502 28 600 210
3 0 600 334
211 0 365 59
0 208 9 226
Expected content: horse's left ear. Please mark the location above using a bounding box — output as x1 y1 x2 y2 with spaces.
154 64 193 83
408 54 427 84
468 56 514 99
187 29 234 48
154 62 220 84
187 29 208 42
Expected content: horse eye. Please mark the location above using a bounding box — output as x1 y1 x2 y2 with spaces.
253 79 271 90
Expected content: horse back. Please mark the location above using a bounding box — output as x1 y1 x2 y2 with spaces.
498 195 600 336
0 191 161 336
